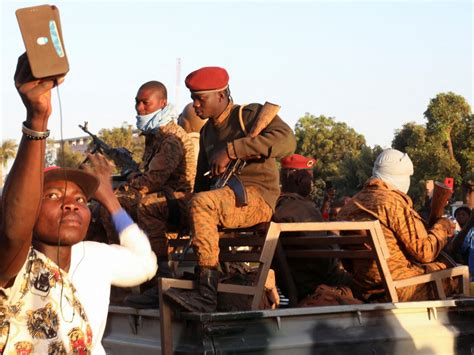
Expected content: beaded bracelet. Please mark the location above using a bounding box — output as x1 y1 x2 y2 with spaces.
22 121 50 140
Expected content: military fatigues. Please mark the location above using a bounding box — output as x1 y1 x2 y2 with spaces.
191 103 296 267
273 193 351 300
337 178 456 302
101 121 196 259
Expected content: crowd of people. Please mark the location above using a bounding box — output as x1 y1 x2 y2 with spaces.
1 53 473 353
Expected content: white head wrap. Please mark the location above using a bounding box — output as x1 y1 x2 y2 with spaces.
372 148 414 194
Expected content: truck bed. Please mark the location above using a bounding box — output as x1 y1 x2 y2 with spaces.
104 298 474 354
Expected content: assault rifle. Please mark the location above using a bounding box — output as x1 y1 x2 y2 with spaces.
211 102 281 206
79 122 140 177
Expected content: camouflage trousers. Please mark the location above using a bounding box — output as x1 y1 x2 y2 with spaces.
137 191 191 260
190 186 273 267
100 185 190 260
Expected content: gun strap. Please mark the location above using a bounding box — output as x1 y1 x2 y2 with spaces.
238 104 248 136
227 175 248 207
162 189 181 227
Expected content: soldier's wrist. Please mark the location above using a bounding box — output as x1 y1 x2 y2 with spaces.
227 142 237 159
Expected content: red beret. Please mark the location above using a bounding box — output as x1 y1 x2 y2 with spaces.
281 154 316 169
185 66 229 93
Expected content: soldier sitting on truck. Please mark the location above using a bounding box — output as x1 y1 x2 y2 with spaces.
100 81 196 286
164 66 296 313
337 148 459 302
273 154 352 303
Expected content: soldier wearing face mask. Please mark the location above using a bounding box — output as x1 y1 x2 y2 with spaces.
99 81 196 299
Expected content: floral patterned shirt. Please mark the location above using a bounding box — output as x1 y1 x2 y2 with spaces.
0 248 92 355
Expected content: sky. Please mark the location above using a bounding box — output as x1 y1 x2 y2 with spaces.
1 0 472 148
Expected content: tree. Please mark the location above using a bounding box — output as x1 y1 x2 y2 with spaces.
392 122 426 153
0 139 18 182
391 92 472 207
295 114 366 183
294 114 368 203
0 140 17 167
336 145 383 197
424 92 471 163
54 142 85 168
96 123 144 164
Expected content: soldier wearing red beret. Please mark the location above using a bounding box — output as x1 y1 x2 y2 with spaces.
274 154 351 303
281 154 316 170
165 66 296 312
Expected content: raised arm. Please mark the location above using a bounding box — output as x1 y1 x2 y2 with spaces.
0 54 62 286
83 153 157 284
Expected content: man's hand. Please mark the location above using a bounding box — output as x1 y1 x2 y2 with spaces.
14 53 64 126
437 217 456 237
82 153 121 213
210 148 231 177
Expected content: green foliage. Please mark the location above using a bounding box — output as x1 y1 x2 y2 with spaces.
97 123 144 164
295 114 366 182
424 92 471 138
336 145 383 197
391 92 472 207
294 114 371 201
0 140 17 167
392 122 426 153
54 142 85 168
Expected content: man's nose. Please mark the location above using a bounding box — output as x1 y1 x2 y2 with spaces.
62 199 79 211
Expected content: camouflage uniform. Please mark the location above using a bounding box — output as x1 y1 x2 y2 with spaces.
273 193 351 300
337 178 455 302
192 103 296 267
101 120 196 259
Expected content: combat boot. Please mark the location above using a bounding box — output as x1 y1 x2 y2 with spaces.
123 261 174 309
164 266 219 313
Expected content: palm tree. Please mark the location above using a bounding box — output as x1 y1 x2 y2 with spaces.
0 139 18 184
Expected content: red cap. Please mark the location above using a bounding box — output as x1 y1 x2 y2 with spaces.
185 66 229 93
44 166 99 200
281 154 316 169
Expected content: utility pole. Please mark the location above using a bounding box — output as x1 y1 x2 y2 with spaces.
175 58 181 111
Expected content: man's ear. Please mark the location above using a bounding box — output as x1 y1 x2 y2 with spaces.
217 91 227 102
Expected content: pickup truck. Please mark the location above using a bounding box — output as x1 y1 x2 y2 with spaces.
104 298 474 354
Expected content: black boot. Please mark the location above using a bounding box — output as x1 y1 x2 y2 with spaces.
164 267 219 313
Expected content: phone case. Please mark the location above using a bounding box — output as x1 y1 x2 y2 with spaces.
444 177 454 190
16 5 69 79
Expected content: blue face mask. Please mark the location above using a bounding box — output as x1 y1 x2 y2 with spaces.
135 104 177 133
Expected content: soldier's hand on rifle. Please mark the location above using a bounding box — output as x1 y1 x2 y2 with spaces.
126 171 141 182
83 153 121 214
210 147 231 177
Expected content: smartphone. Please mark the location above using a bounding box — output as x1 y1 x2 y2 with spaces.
16 5 69 79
